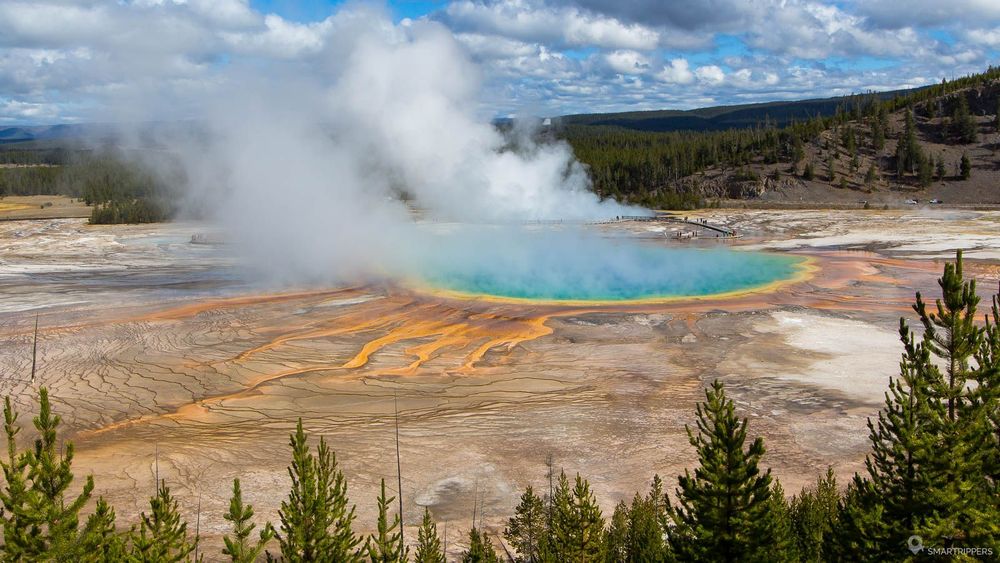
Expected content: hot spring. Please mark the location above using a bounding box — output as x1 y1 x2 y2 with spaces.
399 226 807 303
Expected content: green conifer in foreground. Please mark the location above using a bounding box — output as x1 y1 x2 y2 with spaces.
666 380 784 562
462 527 500 563
223 478 275 563
0 389 100 560
275 419 362 562
839 251 999 557
414 507 445 563
550 472 605 562
366 478 406 562
505 485 546 563
129 480 198 562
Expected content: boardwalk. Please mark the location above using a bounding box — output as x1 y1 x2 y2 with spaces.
607 214 741 238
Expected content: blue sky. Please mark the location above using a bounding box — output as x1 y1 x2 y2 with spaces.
1 0 999 124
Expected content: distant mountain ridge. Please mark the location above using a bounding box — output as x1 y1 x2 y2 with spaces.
557 86 928 132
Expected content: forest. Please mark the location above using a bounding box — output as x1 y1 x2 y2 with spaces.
557 66 1000 209
1 252 997 561
0 150 173 224
3 66 1000 219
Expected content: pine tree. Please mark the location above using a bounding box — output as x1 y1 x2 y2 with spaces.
624 490 667 562
413 507 445 563
275 419 362 562
951 95 977 143
666 380 783 562
872 120 886 152
550 472 605 562
974 284 1000 495
994 98 1000 132
0 397 32 559
803 161 814 180
223 478 275 563
366 479 406 562
129 480 198 562
911 251 997 547
765 481 798 562
830 477 887 561
504 486 546 563
81 497 127 561
935 156 946 180
19 388 96 559
462 528 500 563
840 320 941 560
789 468 839 562
960 152 971 179
839 252 1000 557
896 109 923 177
864 163 877 187
918 154 933 187
603 501 629 563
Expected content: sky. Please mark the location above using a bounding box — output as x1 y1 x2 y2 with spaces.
1 0 999 124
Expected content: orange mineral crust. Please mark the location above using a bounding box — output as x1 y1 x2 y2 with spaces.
2 210 998 557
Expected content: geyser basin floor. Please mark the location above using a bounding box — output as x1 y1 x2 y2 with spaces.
3 210 1000 556
406 227 809 304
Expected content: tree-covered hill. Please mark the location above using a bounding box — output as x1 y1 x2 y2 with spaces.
556 66 1000 209
557 87 921 132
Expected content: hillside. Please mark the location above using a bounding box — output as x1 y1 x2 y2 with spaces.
557 88 920 132
557 66 1000 208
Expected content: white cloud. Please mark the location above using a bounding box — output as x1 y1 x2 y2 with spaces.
695 65 725 85
965 27 1000 48
604 50 649 74
0 0 997 123
222 14 331 58
655 58 694 84
443 0 660 50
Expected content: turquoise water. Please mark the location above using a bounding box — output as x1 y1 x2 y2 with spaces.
409 229 803 302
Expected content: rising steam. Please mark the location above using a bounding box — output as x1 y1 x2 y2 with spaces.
112 7 640 284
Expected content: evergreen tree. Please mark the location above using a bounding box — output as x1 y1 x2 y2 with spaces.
81 497 127 561
803 162 815 181
975 283 1000 494
223 478 275 563
896 109 923 177
872 120 886 152
918 155 933 187
766 481 798 562
128 480 198 562
666 380 784 562
624 490 667 562
462 528 500 563
839 252 1000 557
864 163 877 187
413 507 445 563
951 95 977 143
789 468 839 562
366 479 406 563
994 98 1000 132
0 388 99 560
603 501 629 563
0 397 32 559
505 486 546 563
550 472 605 562
840 319 942 560
960 152 972 180
275 419 362 562
911 251 997 547
935 156 946 180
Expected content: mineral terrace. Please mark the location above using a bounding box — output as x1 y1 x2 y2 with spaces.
2 209 999 555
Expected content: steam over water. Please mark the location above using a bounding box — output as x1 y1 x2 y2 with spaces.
403 227 803 302
123 7 648 286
